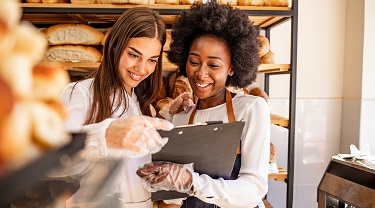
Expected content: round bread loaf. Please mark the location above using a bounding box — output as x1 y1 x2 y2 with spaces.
237 0 265 6
260 50 275 64
258 35 270 58
46 24 104 45
32 62 70 101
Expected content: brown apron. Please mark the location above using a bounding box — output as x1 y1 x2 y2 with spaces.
181 89 251 208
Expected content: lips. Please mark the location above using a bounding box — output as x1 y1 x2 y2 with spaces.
129 71 143 81
195 82 212 89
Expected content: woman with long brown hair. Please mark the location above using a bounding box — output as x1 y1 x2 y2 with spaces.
59 7 173 207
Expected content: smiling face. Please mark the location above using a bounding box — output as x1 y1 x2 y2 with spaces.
186 35 233 109
119 37 162 95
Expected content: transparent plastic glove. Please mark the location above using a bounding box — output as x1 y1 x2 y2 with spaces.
136 161 194 193
159 92 195 120
105 116 174 158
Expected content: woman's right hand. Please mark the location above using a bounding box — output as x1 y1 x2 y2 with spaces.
105 116 174 158
159 92 195 119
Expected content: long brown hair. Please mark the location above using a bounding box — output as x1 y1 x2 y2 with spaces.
85 7 166 124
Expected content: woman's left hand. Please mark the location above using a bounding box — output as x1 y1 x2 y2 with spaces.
136 161 194 193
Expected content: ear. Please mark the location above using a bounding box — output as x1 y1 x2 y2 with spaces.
228 67 234 76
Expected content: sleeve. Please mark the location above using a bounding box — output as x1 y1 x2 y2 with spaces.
59 82 90 132
58 82 117 160
192 98 271 207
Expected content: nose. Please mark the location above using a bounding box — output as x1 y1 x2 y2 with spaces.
196 65 208 78
135 60 147 74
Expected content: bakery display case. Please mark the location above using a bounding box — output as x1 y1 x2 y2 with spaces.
0 133 86 207
18 1 298 207
317 156 375 208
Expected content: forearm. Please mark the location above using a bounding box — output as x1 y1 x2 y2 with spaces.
192 173 267 207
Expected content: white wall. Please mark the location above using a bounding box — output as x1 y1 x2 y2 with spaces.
266 0 347 207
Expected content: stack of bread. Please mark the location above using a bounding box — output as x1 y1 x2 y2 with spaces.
0 0 71 174
237 0 289 6
258 35 275 64
43 24 103 63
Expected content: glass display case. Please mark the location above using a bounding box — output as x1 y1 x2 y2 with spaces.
0 133 123 208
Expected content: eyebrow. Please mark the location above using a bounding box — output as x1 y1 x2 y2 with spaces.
189 52 222 61
129 46 160 58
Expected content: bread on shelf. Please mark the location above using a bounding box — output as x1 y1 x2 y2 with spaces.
44 45 102 63
46 24 104 46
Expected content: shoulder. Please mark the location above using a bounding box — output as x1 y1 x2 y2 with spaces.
233 94 269 109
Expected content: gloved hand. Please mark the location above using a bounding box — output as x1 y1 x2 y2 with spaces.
159 92 195 120
105 116 174 158
136 161 194 193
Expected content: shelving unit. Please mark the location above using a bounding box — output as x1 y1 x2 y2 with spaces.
20 2 297 207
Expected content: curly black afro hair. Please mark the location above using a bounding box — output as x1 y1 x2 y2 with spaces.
167 2 260 88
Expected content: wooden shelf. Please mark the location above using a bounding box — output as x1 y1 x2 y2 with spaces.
258 64 290 74
271 114 288 127
268 167 287 182
20 3 292 28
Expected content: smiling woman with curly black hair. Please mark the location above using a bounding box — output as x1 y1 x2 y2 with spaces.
136 2 270 208
168 1 260 88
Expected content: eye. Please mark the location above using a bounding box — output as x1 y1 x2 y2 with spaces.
189 60 199 66
209 63 220 68
129 53 140 59
149 59 158 64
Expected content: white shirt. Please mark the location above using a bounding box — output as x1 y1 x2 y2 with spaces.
172 94 270 208
59 78 153 208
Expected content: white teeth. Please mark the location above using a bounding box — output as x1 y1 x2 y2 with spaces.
196 83 210 87
130 72 141 79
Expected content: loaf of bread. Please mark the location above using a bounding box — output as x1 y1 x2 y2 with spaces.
101 27 112 45
172 75 192 99
258 35 270 58
155 0 179 5
156 76 167 101
71 0 96 3
219 0 237 6
42 0 59 3
46 24 104 45
0 101 37 170
0 54 33 99
269 142 276 163
0 0 22 31
31 101 70 149
260 50 275 64
25 0 42 2
0 77 14 119
97 0 128 3
44 45 102 63
237 0 265 6
32 62 70 101
155 97 173 118
180 0 202 5
168 72 177 97
163 30 171 51
128 0 155 4
265 0 289 7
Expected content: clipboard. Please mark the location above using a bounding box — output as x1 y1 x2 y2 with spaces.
151 121 245 201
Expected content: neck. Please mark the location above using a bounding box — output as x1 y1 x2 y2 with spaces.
198 88 226 110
